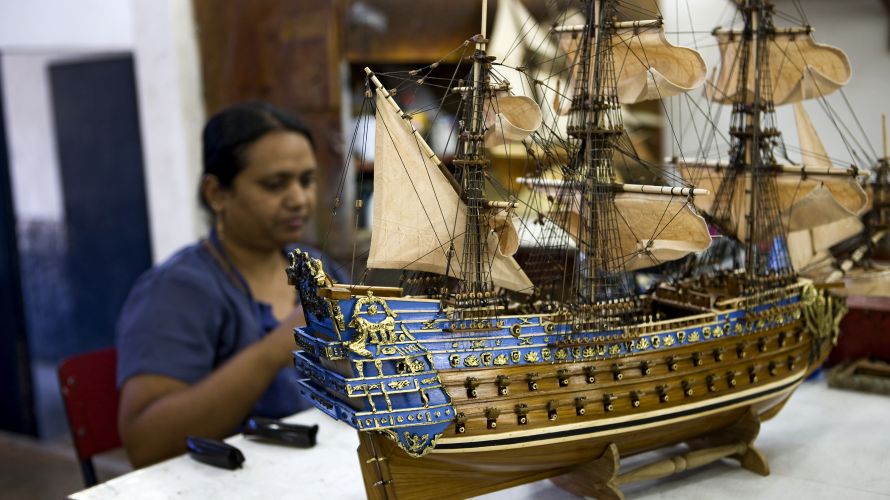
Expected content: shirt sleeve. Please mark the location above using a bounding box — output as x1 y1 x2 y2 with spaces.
115 262 228 387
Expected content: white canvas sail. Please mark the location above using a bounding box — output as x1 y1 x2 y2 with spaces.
523 179 711 270
368 93 533 293
681 161 868 242
707 29 851 105
484 94 543 148
786 216 864 271
793 102 831 169
784 103 866 269
487 0 569 139
555 21 707 104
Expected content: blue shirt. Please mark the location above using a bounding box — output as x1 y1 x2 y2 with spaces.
115 235 345 419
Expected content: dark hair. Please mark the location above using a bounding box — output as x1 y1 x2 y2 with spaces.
200 101 315 210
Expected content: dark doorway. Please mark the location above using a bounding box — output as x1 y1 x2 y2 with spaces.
43 55 153 361
0 53 38 435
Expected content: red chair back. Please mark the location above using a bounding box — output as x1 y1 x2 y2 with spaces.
58 347 121 480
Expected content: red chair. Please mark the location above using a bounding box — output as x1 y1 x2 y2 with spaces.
58 347 121 487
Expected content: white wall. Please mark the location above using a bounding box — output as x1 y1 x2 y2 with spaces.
0 0 133 51
662 0 890 168
0 0 205 263
132 0 206 262
1 54 65 221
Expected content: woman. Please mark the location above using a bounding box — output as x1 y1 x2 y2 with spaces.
116 102 342 467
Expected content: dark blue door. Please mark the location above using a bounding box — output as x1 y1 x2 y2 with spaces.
48 55 153 359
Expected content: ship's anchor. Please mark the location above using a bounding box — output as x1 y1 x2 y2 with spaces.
345 291 399 357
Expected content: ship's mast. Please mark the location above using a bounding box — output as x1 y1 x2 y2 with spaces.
453 0 496 321
567 0 633 319
711 0 794 289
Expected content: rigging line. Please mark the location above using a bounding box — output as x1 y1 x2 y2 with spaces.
375 100 464 272
779 37 861 166
498 0 547 65
351 95 373 283
439 88 466 163
817 95 873 166
612 134 689 187
682 1 730 164
502 0 565 73
837 87 879 161
424 45 470 147
792 0 810 26
614 0 661 19
321 92 370 256
611 23 698 190
782 142 849 167
492 63 575 104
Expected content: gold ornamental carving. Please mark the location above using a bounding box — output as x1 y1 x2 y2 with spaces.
345 291 399 357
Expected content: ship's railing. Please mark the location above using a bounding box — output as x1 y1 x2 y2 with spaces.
715 280 806 309
620 310 721 339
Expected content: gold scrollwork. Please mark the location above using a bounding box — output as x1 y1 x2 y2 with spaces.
464 354 480 367
493 354 508 365
387 380 411 390
524 351 540 363
688 331 700 342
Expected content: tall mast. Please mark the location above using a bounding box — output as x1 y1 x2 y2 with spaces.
711 0 794 289
453 0 495 320
567 0 633 323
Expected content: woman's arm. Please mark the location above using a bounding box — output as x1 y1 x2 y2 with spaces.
118 309 303 468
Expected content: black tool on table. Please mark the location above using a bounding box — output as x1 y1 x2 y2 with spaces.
243 417 319 448
186 436 245 470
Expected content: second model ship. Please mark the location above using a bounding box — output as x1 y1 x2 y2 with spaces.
287 0 854 498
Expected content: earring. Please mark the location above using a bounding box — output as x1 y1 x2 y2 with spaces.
215 210 225 240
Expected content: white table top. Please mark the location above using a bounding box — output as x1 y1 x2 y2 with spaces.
70 376 890 499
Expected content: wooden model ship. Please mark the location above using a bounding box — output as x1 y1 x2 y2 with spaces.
287 1 850 497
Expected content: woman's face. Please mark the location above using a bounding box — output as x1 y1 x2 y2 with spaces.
218 130 318 250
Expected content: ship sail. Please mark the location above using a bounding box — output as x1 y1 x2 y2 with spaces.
523 179 711 271
784 102 866 269
367 92 533 294
554 20 707 104
707 28 851 105
487 0 562 99
487 0 570 137
484 94 543 148
793 102 831 168
682 160 868 242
